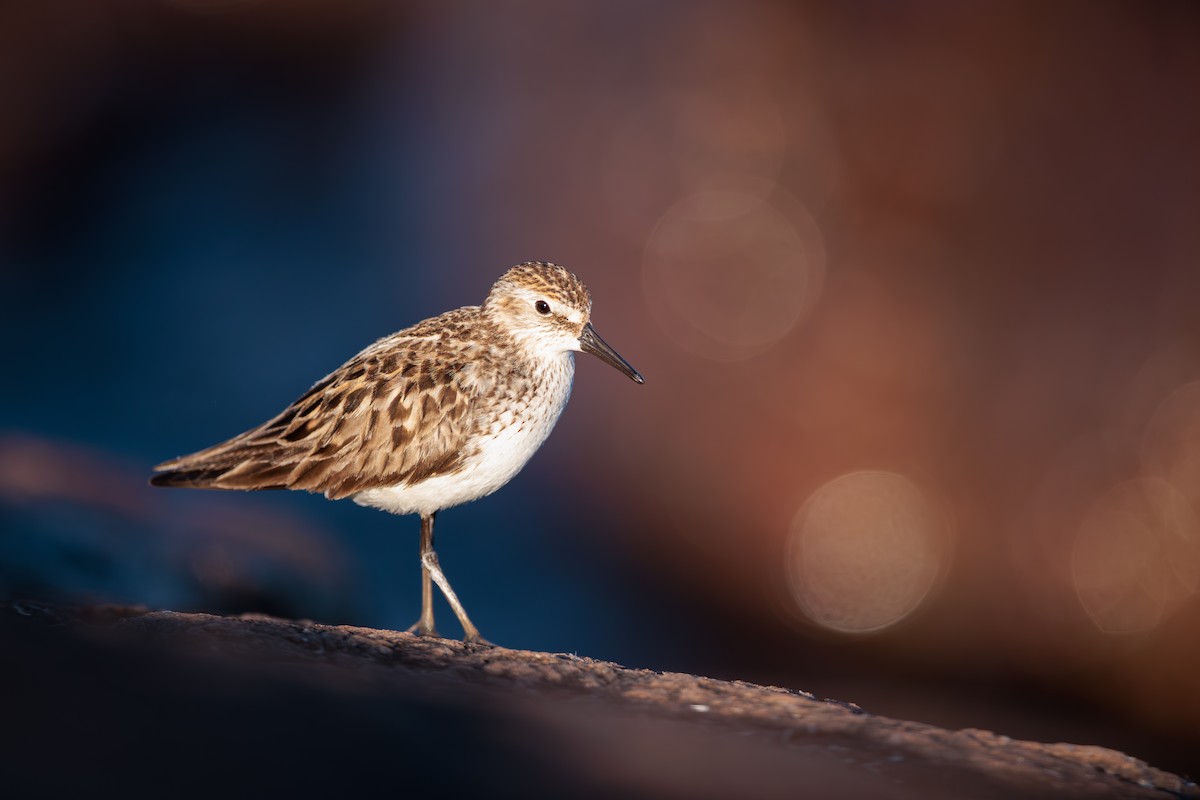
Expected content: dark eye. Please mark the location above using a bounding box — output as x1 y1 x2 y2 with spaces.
535 300 551 315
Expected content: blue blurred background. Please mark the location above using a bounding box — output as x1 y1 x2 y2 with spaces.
3 0 1200 779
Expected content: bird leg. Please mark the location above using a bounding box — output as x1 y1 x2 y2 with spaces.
408 513 490 645
422 548 490 645
407 513 438 637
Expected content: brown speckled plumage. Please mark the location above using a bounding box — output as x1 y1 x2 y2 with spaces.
155 307 506 498
155 263 593 497
152 262 642 642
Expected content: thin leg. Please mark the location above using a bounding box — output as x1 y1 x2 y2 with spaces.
412 525 487 642
406 513 437 637
421 546 491 646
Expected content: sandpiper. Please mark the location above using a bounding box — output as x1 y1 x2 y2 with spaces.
152 262 643 643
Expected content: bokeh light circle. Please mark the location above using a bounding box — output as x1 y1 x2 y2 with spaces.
787 471 950 634
1071 478 1200 635
669 86 787 206
642 190 824 362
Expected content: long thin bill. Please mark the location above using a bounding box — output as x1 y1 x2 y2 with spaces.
579 322 644 384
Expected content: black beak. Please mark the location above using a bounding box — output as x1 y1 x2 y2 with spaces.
579 323 644 384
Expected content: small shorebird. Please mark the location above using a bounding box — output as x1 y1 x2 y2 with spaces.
152 262 643 643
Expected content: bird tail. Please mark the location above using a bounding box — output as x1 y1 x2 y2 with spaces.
149 438 296 491
149 463 237 489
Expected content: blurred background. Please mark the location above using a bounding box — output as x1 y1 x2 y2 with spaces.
2 0 1199 779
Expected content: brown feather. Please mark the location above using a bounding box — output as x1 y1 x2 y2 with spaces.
150 305 496 498
150 262 618 510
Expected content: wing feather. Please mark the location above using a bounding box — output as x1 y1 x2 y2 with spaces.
151 310 488 500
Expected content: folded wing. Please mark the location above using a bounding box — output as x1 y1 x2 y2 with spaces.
151 333 480 500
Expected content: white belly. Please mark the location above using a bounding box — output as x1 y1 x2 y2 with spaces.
352 355 574 517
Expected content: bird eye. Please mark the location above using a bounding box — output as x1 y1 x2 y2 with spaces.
535 300 551 315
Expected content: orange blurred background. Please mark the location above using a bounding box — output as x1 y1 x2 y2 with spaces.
3 0 1199 778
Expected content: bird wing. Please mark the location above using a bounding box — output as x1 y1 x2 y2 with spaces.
151 315 489 500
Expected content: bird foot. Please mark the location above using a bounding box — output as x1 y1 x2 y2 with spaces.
462 631 494 647
406 621 438 638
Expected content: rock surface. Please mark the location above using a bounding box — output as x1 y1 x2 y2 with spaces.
1 600 1195 800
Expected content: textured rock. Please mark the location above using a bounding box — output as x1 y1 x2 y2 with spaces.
1 601 1195 800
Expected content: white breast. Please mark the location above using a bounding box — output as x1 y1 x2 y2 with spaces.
352 354 575 517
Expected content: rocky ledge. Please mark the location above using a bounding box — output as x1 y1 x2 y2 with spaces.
1 601 1194 800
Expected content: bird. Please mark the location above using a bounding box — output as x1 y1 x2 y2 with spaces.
151 262 643 644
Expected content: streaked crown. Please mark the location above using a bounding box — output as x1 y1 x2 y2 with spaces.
487 262 592 314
